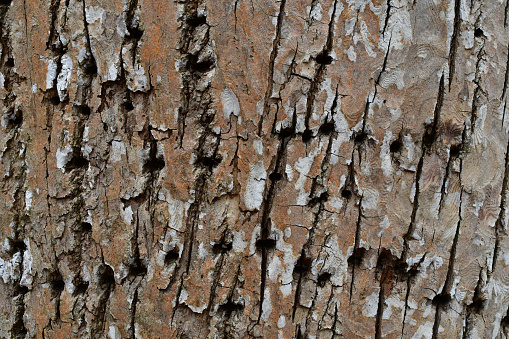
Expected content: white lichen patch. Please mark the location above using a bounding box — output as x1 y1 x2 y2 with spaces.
378 215 390 236
0 252 22 284
111 140 127 162
45 59 58 89
197 242 208 259
56 145 73 172
346 45 357 61
25 190 32 211
85 6 105 24
57 54 73 101
232 230 247 253
361 291 379 318
294 148 319 205
244 161 267 210
221 87 240 120
253 139 263 155
360 188 379 210
412 321 440 339
261 288 272 321
277 315 286 328
380 130 393 177
128 64 149 92
379 1 412 51
120 204 133 225
20 240 33 288
383 295 405 320
165 195 188 231
406 253 443 277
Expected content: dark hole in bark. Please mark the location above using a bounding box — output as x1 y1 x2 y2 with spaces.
432 292 452 306
143 150 165 173
73 280 89 296
316 50 333 65
302 129 313 143
212 241 233 254
279 126 295 138
293 254 312 275
76 104 91 116
319 122 335 134
474 28 484 37
269 171 283 182
66 154 89 170
187 15 207 27
309 191 329 207
128 257 147 277
7 238 26 255
354 131 367 143
164 247 180 264
317 272 332 287
341 189 352 199
50 94 61 105
255 238 276 250
50 271 65 294
122 101 135 111
98 264 115 289
84 58 97 75
347 247 367 266
128 26 144 40
188 55 214 73
196 155 222 169
4 108 23 127
390 139 402 153
218 300 244 313
5 57 14 67
450 144 461 158
81 222 92 232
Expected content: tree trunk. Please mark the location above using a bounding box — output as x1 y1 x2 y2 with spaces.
0 0 508 337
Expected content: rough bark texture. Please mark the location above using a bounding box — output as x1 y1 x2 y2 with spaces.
1 0 509 338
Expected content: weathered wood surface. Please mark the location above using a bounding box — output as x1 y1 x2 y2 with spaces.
0 0 508 337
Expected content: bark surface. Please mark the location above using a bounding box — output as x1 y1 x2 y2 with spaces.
0 0 508 338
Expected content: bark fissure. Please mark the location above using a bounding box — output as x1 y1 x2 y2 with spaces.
491 135 509 274
257 108 296 321
257 0 287 136
432 188 463 339
448 0 462 90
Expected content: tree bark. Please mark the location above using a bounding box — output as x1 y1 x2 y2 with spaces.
0 0 508 338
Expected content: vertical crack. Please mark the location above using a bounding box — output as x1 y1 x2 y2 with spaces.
491 135 509 274
501 44 509 128
129 288 139 339
302 0 339 141
432 188 463 339
257 109 296 321
257 0 287 136
348 196 364 302
462 269 486 338
382 0 392 37
447 0 461 91
176 2 214 146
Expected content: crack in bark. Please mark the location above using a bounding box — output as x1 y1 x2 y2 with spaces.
491 135 509 274
448 0 462 90
502 43 509 128
302 0 338 141
462 268 486 337
257 108 297 322
432 188 463 339
257 0 287 136
348 196 364 302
